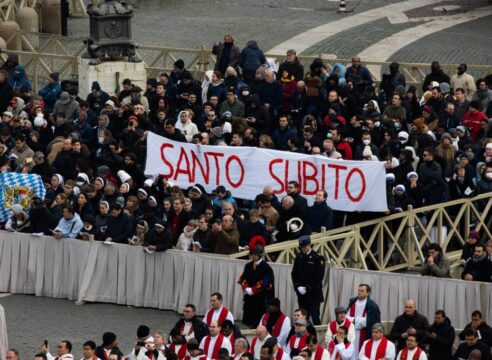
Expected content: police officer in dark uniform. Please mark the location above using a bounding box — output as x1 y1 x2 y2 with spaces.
291 235 325 325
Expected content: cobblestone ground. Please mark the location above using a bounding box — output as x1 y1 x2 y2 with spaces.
301 17 425 59
0 294 180 360
67 0 492 66
68 0 407 52
389 14 492 66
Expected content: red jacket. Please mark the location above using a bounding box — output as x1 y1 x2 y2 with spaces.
462 110 487 142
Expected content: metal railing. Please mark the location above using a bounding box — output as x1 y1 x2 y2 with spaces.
1 27 491 93
230 192 492 272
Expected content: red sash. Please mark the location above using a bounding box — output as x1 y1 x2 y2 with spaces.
364 337 388 360
328 319 352 336
205 307 230 326
313 345 325 360
288 333 309 352
399 347 423 360
250 337 257 353
275 349 284 360
261 312 287 337
170 343 188 360
228 334 235 348
327 341 351 360
349 301 367 350
204 334 225 360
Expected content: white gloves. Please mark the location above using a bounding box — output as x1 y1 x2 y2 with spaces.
297 286 307 295
245 287 254 296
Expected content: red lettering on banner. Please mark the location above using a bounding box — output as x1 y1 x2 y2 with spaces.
297 161 303 192
225 155 245 188
207 152 225 185
268 159 285 194
160 143 175 177
190 150 210 183
302 161 319 195
174 148 192 182
321 164 326 196
328 163 348 200
284 160 290 191
345 167 366 202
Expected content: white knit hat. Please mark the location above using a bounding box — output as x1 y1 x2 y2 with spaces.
117 170 131 183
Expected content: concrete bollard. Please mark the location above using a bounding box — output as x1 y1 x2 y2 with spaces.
0 21 21 51
0 37 7 62
16 7 39 50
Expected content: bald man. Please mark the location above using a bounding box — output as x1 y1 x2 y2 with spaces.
199 321 232 359
208 214 240 255
390 300 429 352
249 326 271 360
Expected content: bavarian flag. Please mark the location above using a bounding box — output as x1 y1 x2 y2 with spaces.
0 172 46 222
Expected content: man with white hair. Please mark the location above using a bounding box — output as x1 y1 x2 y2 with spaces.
232 339 249 360
358 323 395 360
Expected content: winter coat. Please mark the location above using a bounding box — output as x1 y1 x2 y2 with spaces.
308 201 333 232
425 317 455 359
145 228 174 252
7 65 32 91
105 212 133 243
208 225 240 255
38 82 61 114
239 41 266 75
54 213 84 239
390 311 430 351
278 59 304 81
213 42 241 74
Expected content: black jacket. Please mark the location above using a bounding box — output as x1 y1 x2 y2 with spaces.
425 317 455 360
452 340 492 360
105 212 133 243
461 256 492 282
459 321 492 347
291 249 325 302
144 228 173 252
390 311 430 351
171 316 209 343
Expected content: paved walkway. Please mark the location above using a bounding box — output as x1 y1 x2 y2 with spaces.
0 294 180 360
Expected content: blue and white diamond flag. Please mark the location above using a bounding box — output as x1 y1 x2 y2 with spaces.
0 172 46 222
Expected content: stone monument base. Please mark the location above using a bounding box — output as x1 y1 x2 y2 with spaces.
78 58 147 99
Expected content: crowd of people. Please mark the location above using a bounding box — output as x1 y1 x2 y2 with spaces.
0 40 492 269
5 282 492 360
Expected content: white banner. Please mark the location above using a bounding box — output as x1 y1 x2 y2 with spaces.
145 132 388 211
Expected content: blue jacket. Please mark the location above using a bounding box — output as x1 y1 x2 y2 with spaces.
345 65 373 92
38 81 61 113
239 41 266 74
308 202 333 232
272 126 296 151
8 65 32 91
55 213 84 239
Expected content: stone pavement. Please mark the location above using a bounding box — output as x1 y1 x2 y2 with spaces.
0 294 180 360
67 0 492 66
